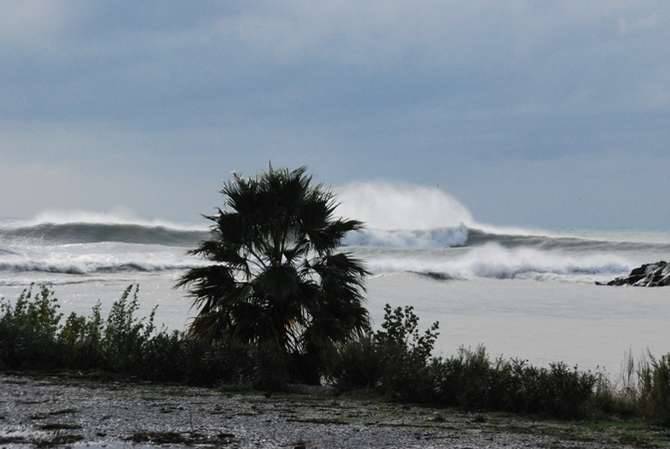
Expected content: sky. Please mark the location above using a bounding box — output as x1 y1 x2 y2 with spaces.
1 0 669 230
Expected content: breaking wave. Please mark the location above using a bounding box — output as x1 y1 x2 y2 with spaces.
344 225 469 248
1 183 667 282
3 193 669 252
21 210 205 230
336 182 473 230
1 220 668 252
365 243 633 281
0 260 202 275
0 243 637 280
0 222 208 246
336 182 670 252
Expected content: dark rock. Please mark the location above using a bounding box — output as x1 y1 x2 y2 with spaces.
598 261 670 287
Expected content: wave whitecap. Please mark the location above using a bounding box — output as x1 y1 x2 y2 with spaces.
1 186 667 282
0 260 202 275
2 220 668 253
0 222 208 246
366 243 633 282
344 225 469 248
336 182 473 230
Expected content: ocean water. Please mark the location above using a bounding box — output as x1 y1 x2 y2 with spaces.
1 185 668 376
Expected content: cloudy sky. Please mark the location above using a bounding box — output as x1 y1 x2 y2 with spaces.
1 1 669 229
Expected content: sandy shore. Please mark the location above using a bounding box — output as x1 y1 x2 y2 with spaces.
0 373 667 448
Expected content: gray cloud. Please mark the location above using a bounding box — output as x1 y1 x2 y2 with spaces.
0 1 668 228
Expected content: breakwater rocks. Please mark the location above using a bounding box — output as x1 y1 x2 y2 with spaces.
598 261 670 287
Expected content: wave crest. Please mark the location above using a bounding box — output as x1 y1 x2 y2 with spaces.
344 225 468 248
0 222 208 246
336 182 473 230
0 260 201 275
366 243 633 281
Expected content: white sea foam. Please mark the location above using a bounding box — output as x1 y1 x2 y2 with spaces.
0 242 205 275
364 243 633 281
343 225 469 248
1 210 206 231
336 182 474 230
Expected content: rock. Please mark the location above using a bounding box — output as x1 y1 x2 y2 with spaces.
598 261 670 287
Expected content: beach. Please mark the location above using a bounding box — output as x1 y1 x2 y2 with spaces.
2 373 668 449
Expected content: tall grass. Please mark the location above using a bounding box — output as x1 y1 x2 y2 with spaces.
637 353 670 424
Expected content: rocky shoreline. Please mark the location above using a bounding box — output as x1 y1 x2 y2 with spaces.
1 373 668 448
599 261 670 287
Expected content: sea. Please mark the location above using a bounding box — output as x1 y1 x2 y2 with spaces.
1 183 668 377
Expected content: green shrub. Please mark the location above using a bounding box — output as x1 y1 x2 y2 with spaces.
0 285 63 369
331 334 382 390
101 285 157 372
59 303 104 369
333 304 600 419
374 304 439 401
332 304 439 401
431 349 597 418
431 346 493 410
0 284 256 386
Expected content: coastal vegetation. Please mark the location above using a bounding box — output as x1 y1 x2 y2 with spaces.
176 166 369 387
2 283 670 426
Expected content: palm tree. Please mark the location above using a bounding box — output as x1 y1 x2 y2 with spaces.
177 166 369 376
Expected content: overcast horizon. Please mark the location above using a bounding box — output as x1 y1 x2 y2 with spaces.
1 1 669 230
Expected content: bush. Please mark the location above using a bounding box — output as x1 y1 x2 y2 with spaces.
333 304 600 419
331 334 382 390
332 304 438 401
431 346 493 410
0 284 255 386
0 285 63 369
374 305 439 401
430 348 598 418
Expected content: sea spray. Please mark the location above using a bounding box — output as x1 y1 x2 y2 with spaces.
336 182 474 230
363 243 633 282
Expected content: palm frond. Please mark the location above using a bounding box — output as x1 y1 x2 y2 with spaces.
176 166 370 361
